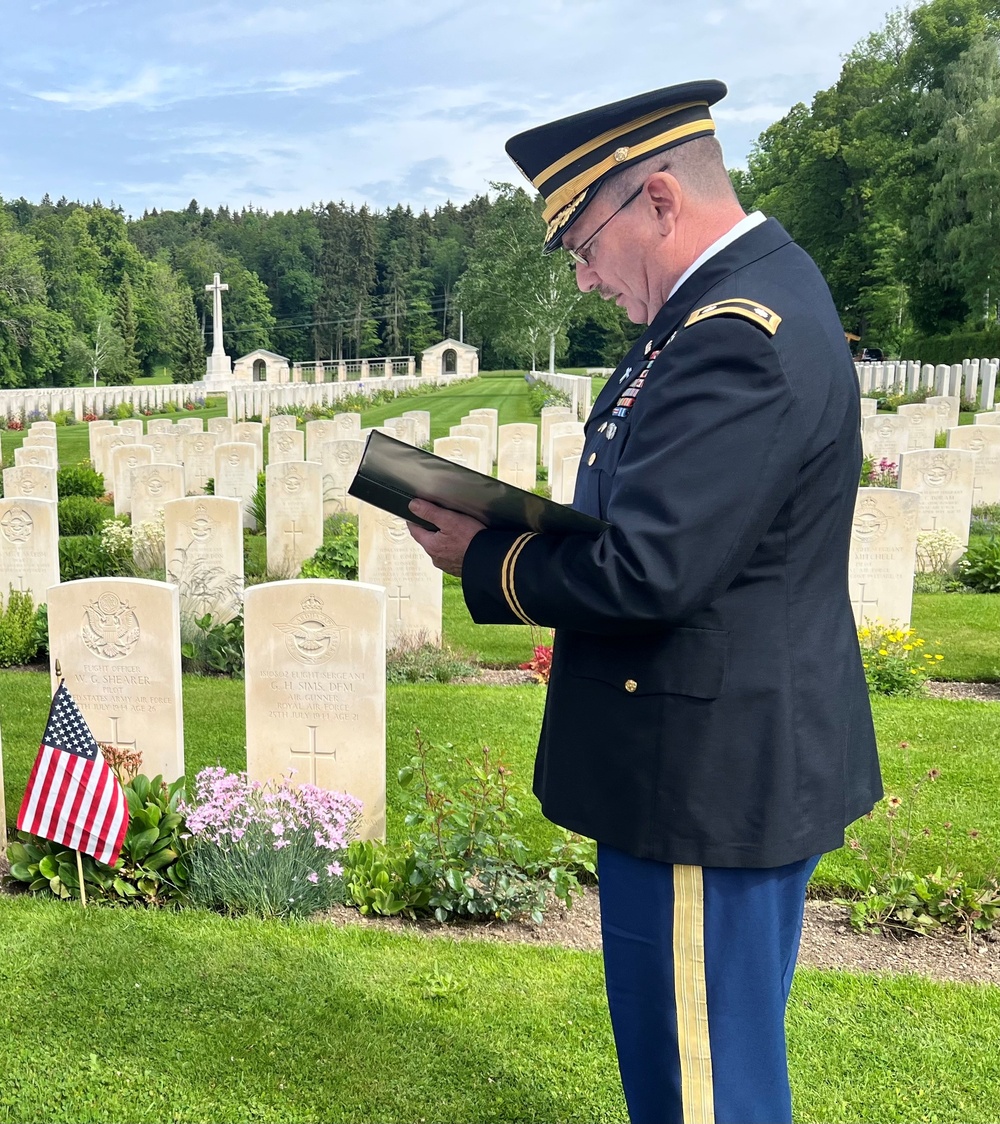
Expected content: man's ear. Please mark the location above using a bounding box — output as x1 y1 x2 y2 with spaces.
644 172 682 235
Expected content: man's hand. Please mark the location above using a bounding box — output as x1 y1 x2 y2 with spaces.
406 499 486 578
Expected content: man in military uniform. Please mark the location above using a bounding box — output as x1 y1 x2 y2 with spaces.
407 80 882 1124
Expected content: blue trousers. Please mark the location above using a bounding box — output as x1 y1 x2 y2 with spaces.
598 844 820 1124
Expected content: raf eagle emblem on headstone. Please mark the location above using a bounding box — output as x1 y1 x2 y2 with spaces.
276 596 343 665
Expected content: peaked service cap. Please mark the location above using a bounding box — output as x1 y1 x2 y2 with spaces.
505 79 727 253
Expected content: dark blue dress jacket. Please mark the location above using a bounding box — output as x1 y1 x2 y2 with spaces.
462 218 882 868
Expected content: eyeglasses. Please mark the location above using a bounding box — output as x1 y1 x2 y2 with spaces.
564 182 645 268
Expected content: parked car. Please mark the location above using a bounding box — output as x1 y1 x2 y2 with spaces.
857 347 884 362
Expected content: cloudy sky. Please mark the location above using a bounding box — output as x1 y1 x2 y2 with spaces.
0 0 900 217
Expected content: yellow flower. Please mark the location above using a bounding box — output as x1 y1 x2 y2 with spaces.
879 649 889 656
903 644 913 651
935 654 944 661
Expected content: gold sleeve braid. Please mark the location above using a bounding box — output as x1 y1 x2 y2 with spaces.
501 533 541 625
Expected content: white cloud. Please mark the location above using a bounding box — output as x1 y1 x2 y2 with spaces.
27 65 355 111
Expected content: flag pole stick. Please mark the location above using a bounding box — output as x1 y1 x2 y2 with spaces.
53 657 87 911
75 849 87 909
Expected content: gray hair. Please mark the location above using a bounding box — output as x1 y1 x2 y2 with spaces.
602 137 737 207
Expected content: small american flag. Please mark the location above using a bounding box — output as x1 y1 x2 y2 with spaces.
17 682 129 866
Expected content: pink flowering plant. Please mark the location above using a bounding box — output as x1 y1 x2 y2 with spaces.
860 455 899 488
180 766 362 919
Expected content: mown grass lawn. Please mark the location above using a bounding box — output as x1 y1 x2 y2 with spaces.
0 896 999 1124
911 593 1000 682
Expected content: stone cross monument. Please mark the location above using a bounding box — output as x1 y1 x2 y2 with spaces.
204 272 233 383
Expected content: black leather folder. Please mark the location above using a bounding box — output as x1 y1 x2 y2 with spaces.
348 429 609 536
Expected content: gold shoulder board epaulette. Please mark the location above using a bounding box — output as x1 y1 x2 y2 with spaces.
684 298 781 336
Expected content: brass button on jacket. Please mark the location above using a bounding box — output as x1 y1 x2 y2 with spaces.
624 679 637 693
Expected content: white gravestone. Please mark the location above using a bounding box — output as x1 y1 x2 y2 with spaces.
23 432 56 448
861 414 909 463
550 432 586 503
131 464 184 529
142 432 180 467
182 432 218 495
384 417 418 446
320 439 364 518
848 488 920 629
146 419 174 434
450 424 491 473
974 412 1000 426
359 505 443 649
265 461 324 578
402 411 431 446
117 419 144 439
48 578 185 783
555 453 583 505
30 421 56 435
15 445 57 471
434 436 483 471
468 408 499 463
898 448 976 568
946 426 1000 506
540 407 574 466
546 421 585 472
99 432 137 481
497 423 538 489
306 419 339 463
859 398 878 419
925 395 961 433
269 415 298 433
164 497 244 625
88 421 114 468
232 422 264 471
0 498 59 605
207 417 234 443
268 428 305 464
214 442 260 530
111 444 153 517
332 413 363 441
244 580 386 840
3 465 56 502
896 403 936 452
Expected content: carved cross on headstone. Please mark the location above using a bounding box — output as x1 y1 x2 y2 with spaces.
284 521 303 550
106 716 137 754
387 585 410 622
290 724 337 785
850 583 880 625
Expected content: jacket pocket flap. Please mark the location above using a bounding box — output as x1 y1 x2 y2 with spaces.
566 627 729 700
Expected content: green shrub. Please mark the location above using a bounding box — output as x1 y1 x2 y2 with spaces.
164 401 179 413
527 379 572 415
958 536 1000 592
857 622 943 696
203 477 215 495
113 402 134 419
386 641 476 683
59 535 114 580
0 588 43 667
249 471 267 532
301 515 359 579
51 409 75 427
8 774 190 906
57 464 105 498
971 504 1000 538
58 495 112 536
343 732 594 924
180 612 245 678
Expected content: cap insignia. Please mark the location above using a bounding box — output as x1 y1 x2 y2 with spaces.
614 146 629 162
544 190 588 245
